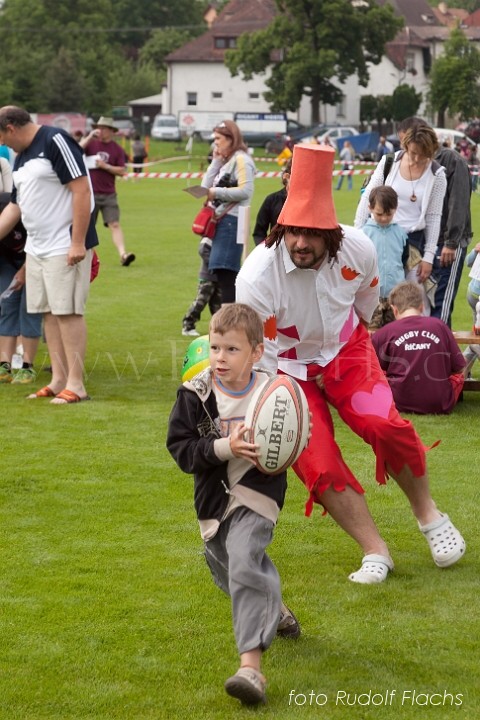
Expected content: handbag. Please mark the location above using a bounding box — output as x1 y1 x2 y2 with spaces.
192 202 235 239
192 204 217 239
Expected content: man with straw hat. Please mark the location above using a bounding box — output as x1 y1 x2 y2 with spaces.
237 143 465 583
81 116 136 267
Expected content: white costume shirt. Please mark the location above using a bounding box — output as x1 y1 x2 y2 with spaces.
236 225 380 379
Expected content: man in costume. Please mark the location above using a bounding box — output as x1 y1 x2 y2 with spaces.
236 143 465 583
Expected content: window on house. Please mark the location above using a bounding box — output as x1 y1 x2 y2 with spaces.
212 92 223 101
214 37 237 49
248 93 260 101
336 96 346 118
187 92 197 107
406 51 415 72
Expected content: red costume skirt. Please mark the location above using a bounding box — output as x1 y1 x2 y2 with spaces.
290 324 431 516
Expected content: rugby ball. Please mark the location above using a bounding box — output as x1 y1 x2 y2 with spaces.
182 335 210 382
245 376 309 475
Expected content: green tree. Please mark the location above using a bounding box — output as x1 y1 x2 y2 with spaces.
429 26 480 126
0 0 122 112
376 95 393 133
225 0 403 123
40 48 87 113
110 0 206 51
139 29 194 74
360 95 379 127
360 93 397 133
391 84 422 122
107 62 164 108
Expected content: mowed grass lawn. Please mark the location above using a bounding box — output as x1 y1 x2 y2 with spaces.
0 152 479 719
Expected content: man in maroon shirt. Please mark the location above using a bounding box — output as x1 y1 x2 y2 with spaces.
372 281 465 414
81 117 135 266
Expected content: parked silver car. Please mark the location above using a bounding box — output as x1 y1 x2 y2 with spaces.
151 114 181 141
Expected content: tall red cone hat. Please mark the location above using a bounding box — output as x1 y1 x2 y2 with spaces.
277 143 338 229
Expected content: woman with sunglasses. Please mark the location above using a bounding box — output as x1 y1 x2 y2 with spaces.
201 120 256 304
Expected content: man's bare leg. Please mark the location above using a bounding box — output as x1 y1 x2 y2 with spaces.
49 313 88 401
108 221 127 258
320 485 390 558
42 312 68 394
319 485 393 583
22 336 40 365
388 465 439 526
0 336 16 364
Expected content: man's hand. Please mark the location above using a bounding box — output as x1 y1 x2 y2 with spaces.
417 260 433 282
12 264 26 288
439 247 456 267
67 243 87 267
79 130 99 149
95 159 109 171
95 159 125 176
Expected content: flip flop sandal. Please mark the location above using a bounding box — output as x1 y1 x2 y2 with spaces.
50 389 91 404
419 513 466 568
349 554 394 584
27 385 56 399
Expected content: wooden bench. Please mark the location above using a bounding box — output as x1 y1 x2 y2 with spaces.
452 332 480 391
452 331 480 346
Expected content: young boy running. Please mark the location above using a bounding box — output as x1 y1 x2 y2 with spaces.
166 303 299 706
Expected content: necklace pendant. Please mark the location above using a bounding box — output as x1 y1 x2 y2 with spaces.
410 193 417 202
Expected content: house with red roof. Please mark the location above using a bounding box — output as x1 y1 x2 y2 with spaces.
164 0 476 129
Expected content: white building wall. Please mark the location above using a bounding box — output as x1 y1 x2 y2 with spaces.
360 50 431 122
167 62 274 117
166 46 437 130
297 75 363 127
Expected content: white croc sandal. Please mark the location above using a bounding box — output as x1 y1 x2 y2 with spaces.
419 513 466 568
349 554 394 584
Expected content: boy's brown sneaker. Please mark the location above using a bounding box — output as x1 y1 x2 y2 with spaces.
277 603 301 639
224 667 266 705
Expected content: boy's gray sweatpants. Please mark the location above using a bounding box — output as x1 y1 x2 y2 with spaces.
204 506 281 655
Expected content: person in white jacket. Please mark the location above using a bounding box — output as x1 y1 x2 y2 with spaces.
200 120 256 304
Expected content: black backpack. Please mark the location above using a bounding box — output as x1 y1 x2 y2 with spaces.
360 152 394 195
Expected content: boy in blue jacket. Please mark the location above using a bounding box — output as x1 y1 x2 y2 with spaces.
362 185 409 330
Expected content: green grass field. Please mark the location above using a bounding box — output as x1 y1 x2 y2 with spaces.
0 147 479 719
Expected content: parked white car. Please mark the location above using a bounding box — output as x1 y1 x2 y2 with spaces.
432 128 476 148
151 114 181 141
299 125 358 147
